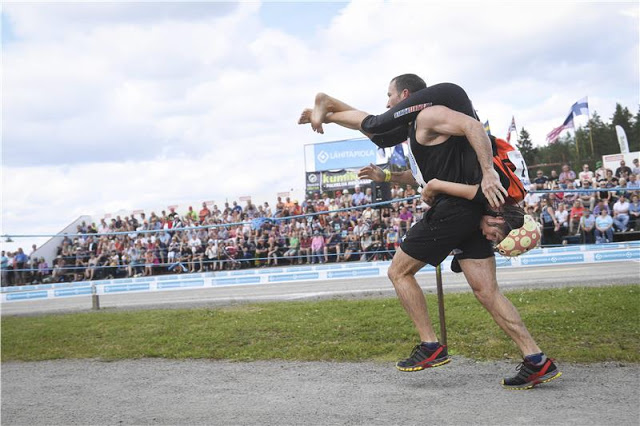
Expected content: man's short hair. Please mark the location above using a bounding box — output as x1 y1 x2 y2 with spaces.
391 74 427 94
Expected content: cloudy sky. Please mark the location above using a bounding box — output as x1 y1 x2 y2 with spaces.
1 0 638 251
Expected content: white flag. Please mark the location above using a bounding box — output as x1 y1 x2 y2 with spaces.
615 125 629 154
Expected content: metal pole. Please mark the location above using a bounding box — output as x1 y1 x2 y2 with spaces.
435 264 447 347
91 283 100 310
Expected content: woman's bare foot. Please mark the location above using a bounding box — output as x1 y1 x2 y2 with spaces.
310 92 331 134
298 108 313 125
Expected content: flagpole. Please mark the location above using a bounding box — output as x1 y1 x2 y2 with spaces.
587 96 595 156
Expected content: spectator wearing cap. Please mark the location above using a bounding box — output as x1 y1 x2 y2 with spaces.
340 189 352 207
291 200 303 216
594 161 607 182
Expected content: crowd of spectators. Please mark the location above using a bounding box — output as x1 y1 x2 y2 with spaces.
525 159 640 246
2 158 639 287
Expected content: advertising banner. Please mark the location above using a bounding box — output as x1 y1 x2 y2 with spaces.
304 138 388 172
305 172 322 193
305 169 371 193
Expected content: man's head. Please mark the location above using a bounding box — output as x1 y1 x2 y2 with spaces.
387 74 426 108
620 160 626 167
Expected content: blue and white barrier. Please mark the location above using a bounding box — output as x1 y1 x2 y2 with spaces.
2 242 638 303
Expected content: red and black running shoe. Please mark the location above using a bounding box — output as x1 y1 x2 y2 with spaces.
501 358 562 390
396 343 451 372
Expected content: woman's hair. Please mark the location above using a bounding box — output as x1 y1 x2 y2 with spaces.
486 203 525 239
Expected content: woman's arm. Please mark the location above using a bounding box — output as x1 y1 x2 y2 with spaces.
421 178 480 204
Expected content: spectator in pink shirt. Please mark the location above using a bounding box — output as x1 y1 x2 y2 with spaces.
558 164 576 189
398 206 413 236
310 230 326 264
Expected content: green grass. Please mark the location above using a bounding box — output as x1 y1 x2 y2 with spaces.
2 285 638 363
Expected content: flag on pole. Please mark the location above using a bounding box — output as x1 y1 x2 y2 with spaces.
545 97 587 144
483 120 491 136
546 111 574 144
506 116 516 142
389 144 407 167
571 97 589 117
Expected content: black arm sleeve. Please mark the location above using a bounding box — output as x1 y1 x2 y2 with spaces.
361 89 435 135
369 125 409 148
361 83 475 136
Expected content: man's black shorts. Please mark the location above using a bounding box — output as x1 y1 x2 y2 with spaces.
400 197 494 266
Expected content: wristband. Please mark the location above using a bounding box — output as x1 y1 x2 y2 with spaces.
384 169 391 183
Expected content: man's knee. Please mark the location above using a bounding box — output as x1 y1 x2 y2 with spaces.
387 248 424 283
458 257 500 303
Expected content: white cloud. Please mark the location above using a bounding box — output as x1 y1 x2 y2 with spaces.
1 0 638 248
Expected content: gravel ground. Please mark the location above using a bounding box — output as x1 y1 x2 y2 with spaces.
2 357 639 425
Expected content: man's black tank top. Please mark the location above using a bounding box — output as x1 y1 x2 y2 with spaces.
363 83 483 186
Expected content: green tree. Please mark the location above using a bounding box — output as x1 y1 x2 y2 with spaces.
586 112 617 159
516 128 537 167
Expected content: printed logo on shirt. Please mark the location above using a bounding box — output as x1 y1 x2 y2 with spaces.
393 103 432 119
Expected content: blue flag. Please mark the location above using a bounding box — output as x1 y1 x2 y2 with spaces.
389 144 407 167
571 97 589 117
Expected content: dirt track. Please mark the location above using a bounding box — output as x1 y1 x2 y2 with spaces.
2 357 638 425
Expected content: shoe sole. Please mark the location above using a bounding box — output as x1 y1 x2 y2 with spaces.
501 370 563 390
396 357 451 372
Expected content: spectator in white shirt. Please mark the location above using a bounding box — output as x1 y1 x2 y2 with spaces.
612 195 630 232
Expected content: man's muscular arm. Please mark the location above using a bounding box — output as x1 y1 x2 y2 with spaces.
415 105 507 209
358 163 417 186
